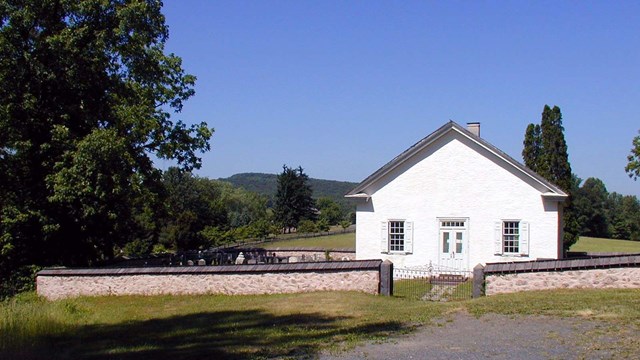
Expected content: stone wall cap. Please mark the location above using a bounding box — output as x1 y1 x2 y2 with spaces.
37 260 382 277
484 254 640 274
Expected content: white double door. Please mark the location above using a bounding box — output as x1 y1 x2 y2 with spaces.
438 221 468 270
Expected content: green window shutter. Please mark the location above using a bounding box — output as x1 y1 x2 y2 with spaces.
520 222 530 256
381 221 389 254
494 221 503 255
404 221 413 254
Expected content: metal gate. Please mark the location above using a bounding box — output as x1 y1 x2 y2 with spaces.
393 262 473 301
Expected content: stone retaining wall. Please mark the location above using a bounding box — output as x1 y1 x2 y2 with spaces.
478 254 640 296
37 260 381 300
486 267 640 295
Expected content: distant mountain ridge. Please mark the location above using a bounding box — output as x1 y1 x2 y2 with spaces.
220 173 358 206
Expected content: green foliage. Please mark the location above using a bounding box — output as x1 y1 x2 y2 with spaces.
161 168 270 250
324 250 331 261
537 105 572 191
297 219 318 234
0 1 212 281
607 193 640 241
199 226 230 248
274 166 316 232
121 239 153 258
317 197 344 225
340 220 352 231
317 218 330 232
569 176 640 242
151 243 170 255
0 265 42 300
522 105 578 249
574 178 610 238
522 123 541 172
248 219 273 239
625 130 640 180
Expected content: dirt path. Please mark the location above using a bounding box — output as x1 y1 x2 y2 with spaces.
319 312 622 360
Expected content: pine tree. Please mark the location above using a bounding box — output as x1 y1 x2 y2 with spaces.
274 166 316 233
523 105 579 250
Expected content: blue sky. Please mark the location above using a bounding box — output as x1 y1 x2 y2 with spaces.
161 1 640 197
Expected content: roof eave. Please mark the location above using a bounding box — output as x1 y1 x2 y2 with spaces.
541 192 569 202
345 120 569 198
344 193 371 199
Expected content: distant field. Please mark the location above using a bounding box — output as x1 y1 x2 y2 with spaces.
262 232 355 249
570 236 640 253
259 233 640 253
262 233 640 253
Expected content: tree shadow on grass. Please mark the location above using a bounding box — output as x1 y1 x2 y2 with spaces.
14 309 404 360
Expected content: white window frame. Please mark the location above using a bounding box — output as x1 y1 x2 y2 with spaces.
502 220 520 254
388 220 405 253
494 220 530 257
381 219 413 254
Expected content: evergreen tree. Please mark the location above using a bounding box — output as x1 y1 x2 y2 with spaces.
274 166 316 233
538 106 573 192
522 105 578 250
522 123 541 172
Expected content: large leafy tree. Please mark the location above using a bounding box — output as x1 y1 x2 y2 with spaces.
522 105 578 249
626 130 640 180
159 168 268 250
274 165 316 233
0 0 212 275
573 178 609 238
607 193 640 241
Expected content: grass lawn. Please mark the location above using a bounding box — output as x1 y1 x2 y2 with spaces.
570 236 640 253
1 291 440 359
394 279 473 301
260 233 640 254
2 289 639 359
262 232 355 250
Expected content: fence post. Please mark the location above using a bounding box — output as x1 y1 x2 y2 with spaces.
380 260 393 296
472 263 485 298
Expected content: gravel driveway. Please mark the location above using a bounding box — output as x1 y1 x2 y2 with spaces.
319 312 622 360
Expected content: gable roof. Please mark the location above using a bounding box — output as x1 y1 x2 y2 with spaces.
345 121 568 201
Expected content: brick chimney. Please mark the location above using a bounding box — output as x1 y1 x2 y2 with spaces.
467 122 480 137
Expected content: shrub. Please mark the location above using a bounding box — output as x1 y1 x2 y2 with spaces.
0 265 42 300
297 220 318 234
317 219 330 232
